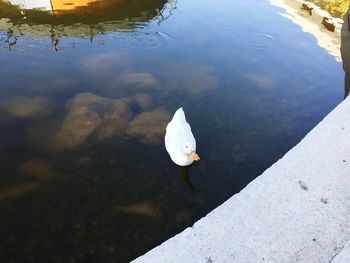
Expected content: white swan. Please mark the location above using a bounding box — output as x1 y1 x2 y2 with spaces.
165 107 200 166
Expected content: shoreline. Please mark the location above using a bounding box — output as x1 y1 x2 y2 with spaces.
269 0 342 61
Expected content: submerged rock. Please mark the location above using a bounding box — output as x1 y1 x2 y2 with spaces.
134 93 152 111
0 96 51 119
33 78 77 93
27 93 133 152
25 120 62 153
82 52 132 81
60 93 133 150
127 108 171 144
245 73 278 91
116 73 158 88
115 201 161 218
77 156 91 167
26 93 173 151
175 210 193 223
97 103 132 140
56 105 103 151
0 182 40 200
17 159 56 180
104 72 159 97
67 92 106 108
162 61 218 94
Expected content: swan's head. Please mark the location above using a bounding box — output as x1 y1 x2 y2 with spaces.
184 143 200 161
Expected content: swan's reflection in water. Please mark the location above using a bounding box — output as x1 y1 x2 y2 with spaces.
179 165 196 191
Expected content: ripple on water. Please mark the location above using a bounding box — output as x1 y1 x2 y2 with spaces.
248 33 276 49
114 28 172 49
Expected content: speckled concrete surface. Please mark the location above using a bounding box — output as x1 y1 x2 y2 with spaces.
332 240 350 263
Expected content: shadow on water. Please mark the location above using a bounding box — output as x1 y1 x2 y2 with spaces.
179 165 196 191
341 9 350 99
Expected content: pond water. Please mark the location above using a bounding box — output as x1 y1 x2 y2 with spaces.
0 0 344 262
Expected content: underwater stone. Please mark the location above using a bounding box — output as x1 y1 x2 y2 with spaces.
134 93 152 111
0 96 51 119
58 93 132 149
115 201 162 218
126 107 171 144
56 105 103 151
17 159 56 180
0 182 40 200
27 93 133 152
162 62 218 94
117 73 158 88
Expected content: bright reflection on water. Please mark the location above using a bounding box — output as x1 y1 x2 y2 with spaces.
0 0 344 261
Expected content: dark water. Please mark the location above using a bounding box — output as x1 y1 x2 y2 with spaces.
0 0 344 262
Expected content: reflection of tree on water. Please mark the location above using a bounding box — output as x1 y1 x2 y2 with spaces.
0 0 175 50
156 0 177 25
5 27 20 50
50 26 60 51
340 9 350 98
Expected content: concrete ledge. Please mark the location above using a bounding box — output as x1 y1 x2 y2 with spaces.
332 240 350 263
133 98 350 262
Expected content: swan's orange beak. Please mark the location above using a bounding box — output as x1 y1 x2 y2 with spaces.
190 151 200 161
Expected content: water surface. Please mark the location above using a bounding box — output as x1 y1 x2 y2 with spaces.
0 0 343 262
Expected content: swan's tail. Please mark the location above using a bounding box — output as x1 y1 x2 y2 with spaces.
172 107 186 122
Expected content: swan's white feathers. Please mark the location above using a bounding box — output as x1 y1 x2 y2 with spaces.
165 107 197 166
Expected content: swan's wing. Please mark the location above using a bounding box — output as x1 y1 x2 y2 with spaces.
168 119 196 147
165 120 194 166
165 120 182 148
165 123 182 162
165 107 196 153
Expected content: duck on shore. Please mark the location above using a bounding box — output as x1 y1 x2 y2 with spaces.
322 17 335 32
301 3 313 16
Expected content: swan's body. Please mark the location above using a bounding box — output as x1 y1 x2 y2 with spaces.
165 107 199 166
